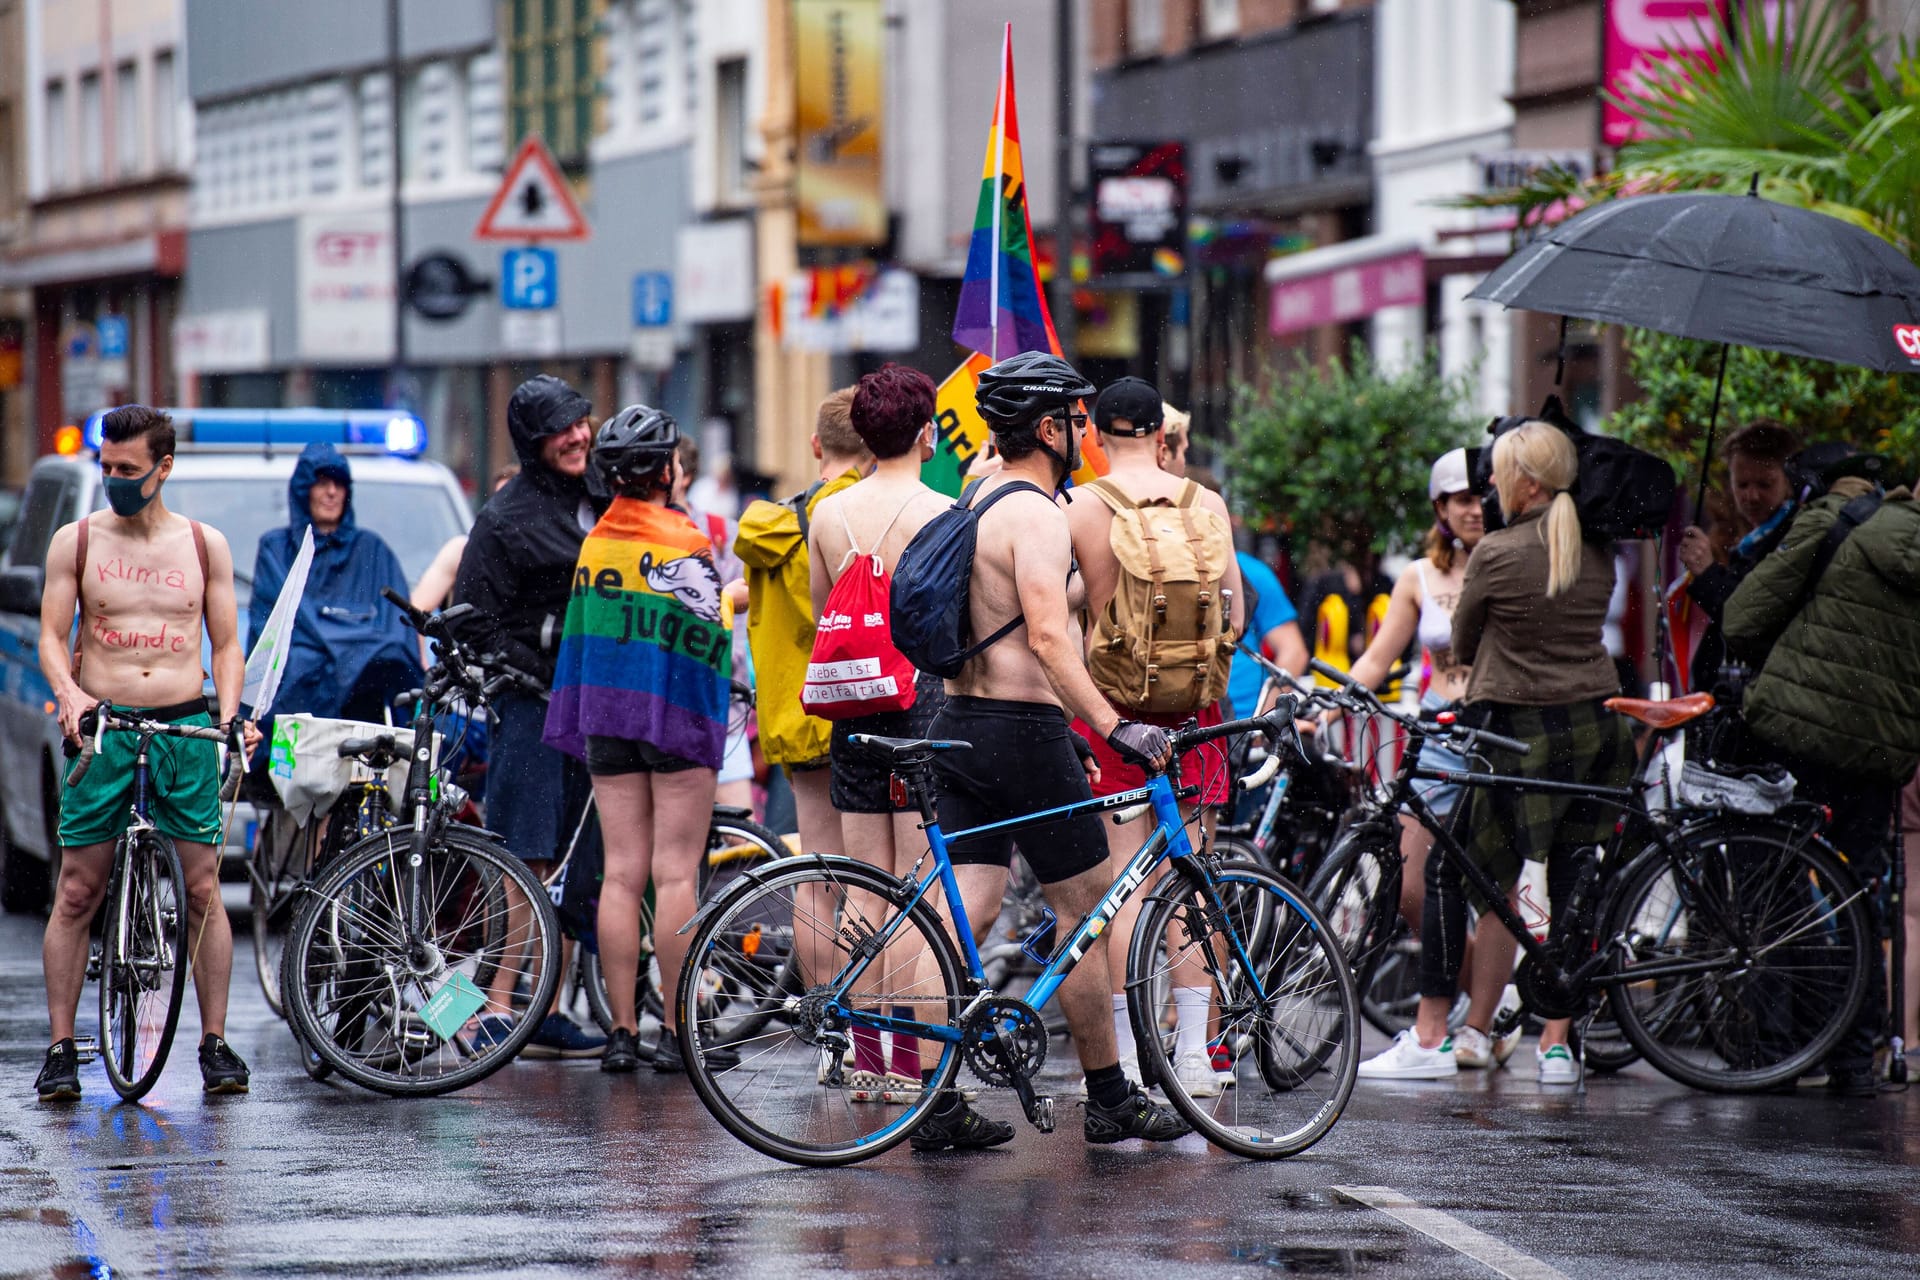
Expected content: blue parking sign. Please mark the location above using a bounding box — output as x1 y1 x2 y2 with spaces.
632 272 672 328
501 248 558 310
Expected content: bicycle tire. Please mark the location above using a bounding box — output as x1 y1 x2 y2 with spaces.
285 825 560 1096
582 813 793 1038
279 944 336 1081
1128 860 1360 1159
1306 832 1415 1037
99 831 190 1102
251 810 306 1019
677 855 966 1167
1604 821 1872 1093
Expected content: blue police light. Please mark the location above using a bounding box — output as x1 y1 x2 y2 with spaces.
381 414 426 456
82 412 106 451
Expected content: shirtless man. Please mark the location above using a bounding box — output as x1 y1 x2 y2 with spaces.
911 351 1190 1151
1064 378 1244 1101
34 405 253 1101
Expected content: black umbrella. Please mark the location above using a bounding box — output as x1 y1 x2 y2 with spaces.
1469 189 1920 514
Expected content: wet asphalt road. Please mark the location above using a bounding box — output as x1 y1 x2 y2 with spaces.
2 907 1918 1280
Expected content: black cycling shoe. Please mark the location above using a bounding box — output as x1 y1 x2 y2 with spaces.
909 1098 1016 1152
1084 1083 1191 1144
601 1028 641 1073
35 1039 81 1102
1826 1066 1880 1098
199 1034 251 1095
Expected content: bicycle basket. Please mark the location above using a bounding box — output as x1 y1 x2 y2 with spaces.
1675 760 1796 815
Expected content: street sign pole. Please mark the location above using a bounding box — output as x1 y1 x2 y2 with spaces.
387 0 411 411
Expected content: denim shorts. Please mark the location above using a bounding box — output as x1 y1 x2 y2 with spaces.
1409 693 1467 821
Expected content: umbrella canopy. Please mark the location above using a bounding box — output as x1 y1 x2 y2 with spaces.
1470 192 1920 374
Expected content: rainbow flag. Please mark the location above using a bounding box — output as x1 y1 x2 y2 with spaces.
543 500 733 770
951 24 1061 361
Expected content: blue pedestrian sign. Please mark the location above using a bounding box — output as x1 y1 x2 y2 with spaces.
502 248 558 310
632 272 672 328
97 315 129 359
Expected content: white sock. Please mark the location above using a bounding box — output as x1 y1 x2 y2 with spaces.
1111 993 1136 1064
1173 987 1211 1062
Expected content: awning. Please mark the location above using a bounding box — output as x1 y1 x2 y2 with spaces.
1265 235 1424 336
0 229 186 289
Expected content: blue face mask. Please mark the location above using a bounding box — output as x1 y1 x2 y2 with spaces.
103 463 160 517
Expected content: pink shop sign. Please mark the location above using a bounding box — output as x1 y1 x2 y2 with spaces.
1602 1 1730 148
1267 249 1425 337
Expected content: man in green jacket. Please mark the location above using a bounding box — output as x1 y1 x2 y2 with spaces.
1724 471 1920 1095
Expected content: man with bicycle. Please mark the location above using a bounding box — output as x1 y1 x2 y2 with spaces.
34 405 254 1101
914 353 1191 1150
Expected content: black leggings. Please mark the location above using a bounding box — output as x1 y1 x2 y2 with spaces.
1419 839 1584 1001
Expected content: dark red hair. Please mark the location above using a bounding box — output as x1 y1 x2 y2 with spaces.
850 363 937 459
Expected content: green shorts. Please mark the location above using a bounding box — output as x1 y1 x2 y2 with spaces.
58 709 224 849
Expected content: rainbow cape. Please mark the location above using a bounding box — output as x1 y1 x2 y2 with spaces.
543 499 733 769
950 24 1061 362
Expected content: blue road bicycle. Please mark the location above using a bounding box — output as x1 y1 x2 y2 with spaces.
674 708 1362 1166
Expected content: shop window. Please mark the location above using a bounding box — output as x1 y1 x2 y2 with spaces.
715 57 749 206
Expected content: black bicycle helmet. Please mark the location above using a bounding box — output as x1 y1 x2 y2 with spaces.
974 351 1095 430
592 404 680 494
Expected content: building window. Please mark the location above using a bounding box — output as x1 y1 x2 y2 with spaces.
115 61 142 176
467 51 506 171
405 60 466 185
1200 0 1239 40
359 74 392 188
78 71 103 183
715 56 748 206
506 0 602 166
44 79 67 188
1126 0 1164 57
153 51 178 169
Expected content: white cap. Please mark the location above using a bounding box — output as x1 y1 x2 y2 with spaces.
1429 448 1471 500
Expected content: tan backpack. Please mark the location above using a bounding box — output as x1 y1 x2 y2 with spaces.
1083 478 1235 714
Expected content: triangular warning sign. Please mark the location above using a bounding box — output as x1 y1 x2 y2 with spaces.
475 136 590 242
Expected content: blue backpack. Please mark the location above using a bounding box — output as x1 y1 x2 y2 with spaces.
890 479 1050 679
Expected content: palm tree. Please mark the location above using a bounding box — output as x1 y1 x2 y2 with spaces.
1470 4 1918 262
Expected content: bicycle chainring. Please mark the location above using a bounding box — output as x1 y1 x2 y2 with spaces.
962 999 1049 1088
1513 955 1591 1022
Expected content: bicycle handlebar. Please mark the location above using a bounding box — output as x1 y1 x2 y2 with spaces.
1306 658 1532 759
65 705 235 788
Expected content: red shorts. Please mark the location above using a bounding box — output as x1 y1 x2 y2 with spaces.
1072 701 1231 806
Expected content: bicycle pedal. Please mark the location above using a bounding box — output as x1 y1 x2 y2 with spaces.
1028 1095 1055 1134
71 1036 99 1065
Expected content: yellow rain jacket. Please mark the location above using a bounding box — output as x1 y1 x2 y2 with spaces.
734 468 863 766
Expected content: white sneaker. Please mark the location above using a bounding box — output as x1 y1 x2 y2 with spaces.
1491 985 1525 1065
1537 1044 1578 1085
1173 1051 1224 1098
1357 1030 1458 1080
846 1068 889 1102
1452 1026 1494 1069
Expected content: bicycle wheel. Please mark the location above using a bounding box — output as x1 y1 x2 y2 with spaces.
583 813 793 1038
677 856 966 1167
251 810 309 1018
285 825 560 1096
279 944 335 1081
1307 833 1414 1036
1128 861 1359 1159
1604 822 1872 1092
99 832 190 1102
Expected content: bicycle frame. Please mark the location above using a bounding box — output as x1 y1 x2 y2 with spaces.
812 765 1273 1048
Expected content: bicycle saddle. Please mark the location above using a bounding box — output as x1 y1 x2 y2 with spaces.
846 734 972 761
1603 691 1715 729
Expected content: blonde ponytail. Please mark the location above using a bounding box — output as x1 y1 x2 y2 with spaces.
1543 490 1582 597
1492 422 1583 597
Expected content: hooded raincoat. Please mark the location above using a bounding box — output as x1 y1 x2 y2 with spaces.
451 375 603 687
248 442 421 721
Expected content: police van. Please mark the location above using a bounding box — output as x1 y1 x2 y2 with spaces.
0 409 474 912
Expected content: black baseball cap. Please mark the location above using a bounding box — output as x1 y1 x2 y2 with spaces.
1092 377 1163 437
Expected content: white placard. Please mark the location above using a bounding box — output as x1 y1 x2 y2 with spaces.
502 309 562 357
675 220 755 324
781 269 919 354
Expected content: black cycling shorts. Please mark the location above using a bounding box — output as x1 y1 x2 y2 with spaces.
584 734 703 777
930 696 1109 885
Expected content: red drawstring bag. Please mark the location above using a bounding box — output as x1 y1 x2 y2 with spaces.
803 548 917 720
